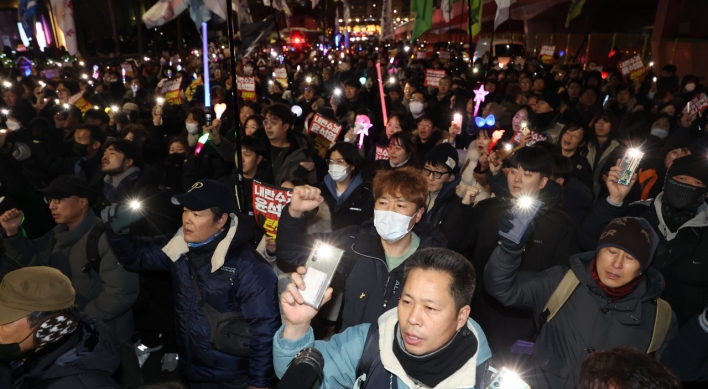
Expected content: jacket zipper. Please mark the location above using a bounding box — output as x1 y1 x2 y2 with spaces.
351 244 392 308
184 254 196 368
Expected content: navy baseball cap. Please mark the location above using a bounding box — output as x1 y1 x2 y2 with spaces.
172 179 235 212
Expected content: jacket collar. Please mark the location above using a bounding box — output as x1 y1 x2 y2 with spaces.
653 192 708 241
53 209 100 249
377 308 480 388
161 214 238 272
324 173 364 207
104 166 141 188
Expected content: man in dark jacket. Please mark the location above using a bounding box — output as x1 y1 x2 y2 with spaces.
662 307 708 383
262 103 315 185
466 147 580 362
0 175 140 386
421 143 477 254
486 216 678 389
106 179 280 389
0 267 121 389
276 166 446 331
578 154 708 325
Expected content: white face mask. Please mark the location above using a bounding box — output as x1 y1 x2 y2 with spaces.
409 101 424 115
328 165 349 183
651 128 668 139
6 120 21 132
186 123 200 134
374 209 414 242
685 83 696 92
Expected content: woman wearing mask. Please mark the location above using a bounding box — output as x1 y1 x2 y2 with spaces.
319 142 374 230
558 123 594 191
162 137 190 192
183 107 231 183
587 110 623 196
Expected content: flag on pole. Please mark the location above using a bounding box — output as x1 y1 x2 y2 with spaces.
50 0 77 55
442 0 459 23
18 0 38 37
143 0 188 28
264 0 291 16
411 0 433 42
235 0 253 27
187 0 212 25
565 0 586 28
237 12 282 58
380 0 393 40
494 0 515 30
342 0 350 47
467 0 483 37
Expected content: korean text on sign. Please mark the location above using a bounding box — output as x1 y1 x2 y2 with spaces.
308 114 343 158
252 181 293 240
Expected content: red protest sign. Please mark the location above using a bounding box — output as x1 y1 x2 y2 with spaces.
237 76 256 101
308 114 343 158
42 69 61 80
275 67 288 88
683 94 708 117
375 145 389 160
439 50 451 61
511 130 547 147
540 45 555 64
252 181 292 240
618 55 646 81
424 69 446 88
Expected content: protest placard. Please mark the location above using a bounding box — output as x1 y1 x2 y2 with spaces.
511 130 548 147
237 76 256 101
683 93 708 117
617 55 646 81
252 181 292 240
375 145 389 160
42 69 61 80
424 69 446 88
540 45 555 64
160 79 183 105
308 114 343 158
121 63 135 78
275 67 288 88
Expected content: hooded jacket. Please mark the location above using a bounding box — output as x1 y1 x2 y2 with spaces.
586 139 622 196
466 194 579 359
422 176 478 255
578 193 708 325
0 210 139 343
273 308 492 389
6 314 121 389
485 247 678 389
276 204 447 330
105 215 280 386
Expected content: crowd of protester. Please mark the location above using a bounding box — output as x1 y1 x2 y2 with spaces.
0 39 706 389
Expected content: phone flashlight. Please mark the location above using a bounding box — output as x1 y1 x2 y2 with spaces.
617 148 644 186
453 113 463 128
129 200 142 210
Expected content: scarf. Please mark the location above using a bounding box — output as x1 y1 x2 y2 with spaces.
590 259 643 301
392 323 477 388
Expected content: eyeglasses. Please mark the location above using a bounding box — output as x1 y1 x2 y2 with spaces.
423 168 448 179
44 196 75 204
327 159 348 166
263 118 282 127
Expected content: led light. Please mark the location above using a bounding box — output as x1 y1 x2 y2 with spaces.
291 105 303 117
404 46 410 52
111 105 119 112
93 106 99 110
306 76 312 83
649 62 654 67
129 200 142 210
2 81 11 88
521 121 527 128
359 76 366 85
268 80 274 85
62 103 70 109
628 148 642 158
214 103 227 119
81 74 88 79
157 97 165 105
144 57 150 61
79 61 85 66
1 109 8 115
38 81 46 87
334 88 342 96
504 143 513 151
388 77 396 84
54 99 60 105
473 68 479 73
517 196 534 209
316 243 333 258
653 77 657 82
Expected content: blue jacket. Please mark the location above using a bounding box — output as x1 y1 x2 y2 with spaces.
274 309 492 389
107 215 280 386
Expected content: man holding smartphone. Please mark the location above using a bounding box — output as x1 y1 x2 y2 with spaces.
467 147 580 363
276 167 446 331
274 248 492 389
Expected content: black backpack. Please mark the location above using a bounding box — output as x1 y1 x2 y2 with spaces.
82 223 108 276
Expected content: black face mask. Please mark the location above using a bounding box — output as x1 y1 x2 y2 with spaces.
72 142 90 157
664 178 708 210
0 330 36 362
167 153 186 167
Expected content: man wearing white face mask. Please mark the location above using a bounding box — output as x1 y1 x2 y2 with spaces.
277 166 446 331
407 92 428 121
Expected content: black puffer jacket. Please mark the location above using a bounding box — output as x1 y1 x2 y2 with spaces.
276 204 447 330
6 314 120 389
485 248 678 389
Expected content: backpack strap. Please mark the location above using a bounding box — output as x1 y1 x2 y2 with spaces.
355 322 380 386
540 269 580 324
647 298 672 354
83 223 108 275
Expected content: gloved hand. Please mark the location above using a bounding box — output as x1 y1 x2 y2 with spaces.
498 209 535 251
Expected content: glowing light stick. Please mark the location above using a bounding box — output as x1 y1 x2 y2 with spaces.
214 103 227 120
354 115 373 149
194 133 210 155
488 130 505 153
473 85 489 117
376 63 388 126
121 68 126 84
202 22 211 125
